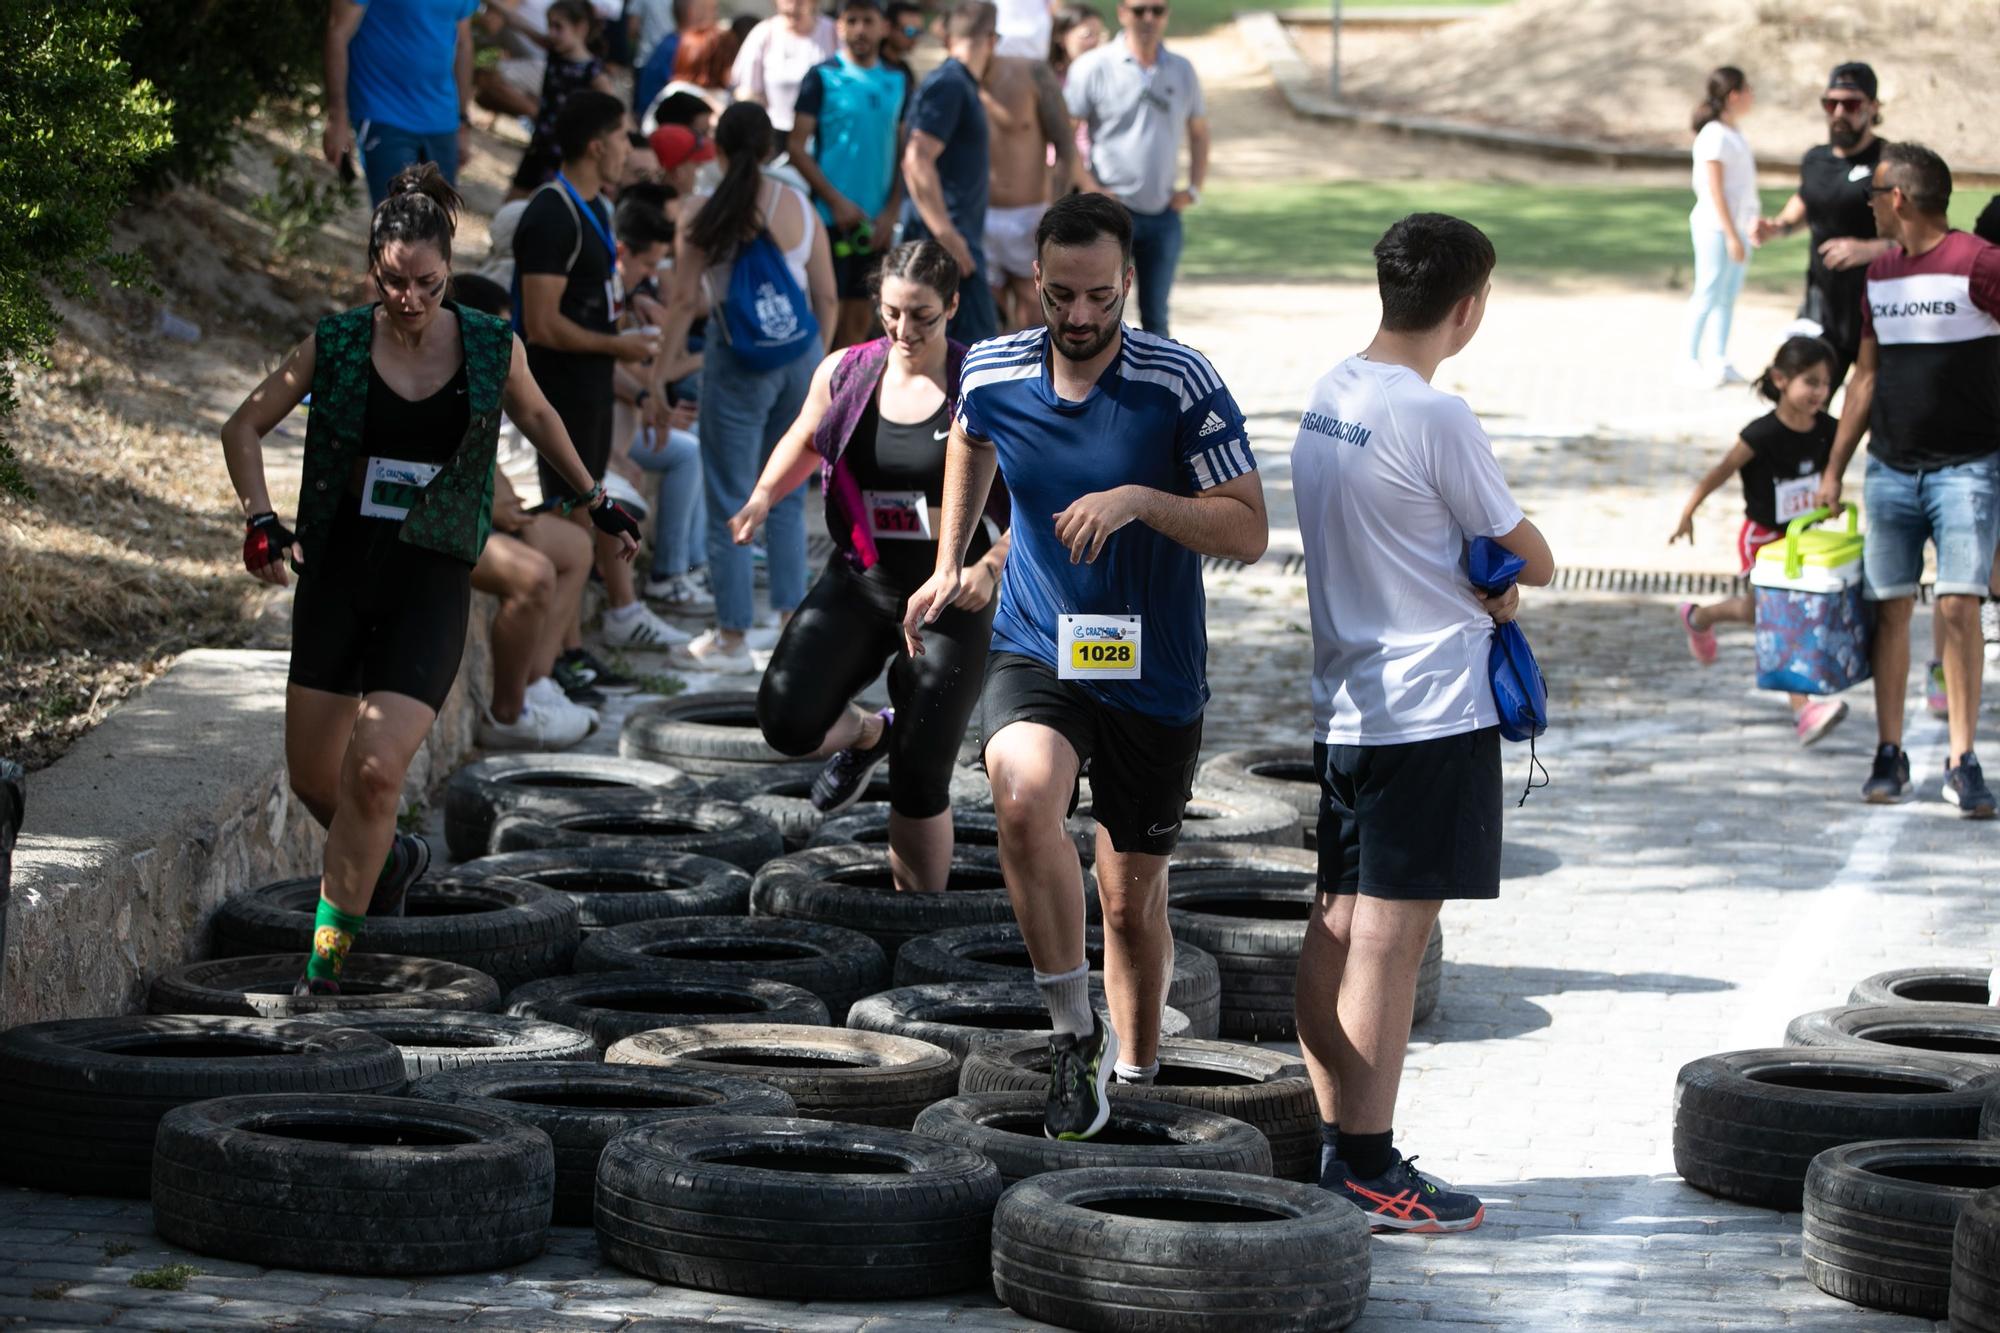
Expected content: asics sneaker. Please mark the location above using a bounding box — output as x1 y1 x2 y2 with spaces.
1321 1152 1486 1234
1045 1014 1118 1142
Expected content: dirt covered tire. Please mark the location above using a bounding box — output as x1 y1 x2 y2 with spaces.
1197 745 1319 820
992 1166 1372 1332
1955 1185 2000 1332
1850 967 1993 1008
704 763 892 848
595 1114 1001 1298
574 916 887 1021
0 1016 404 1197
505 973 829 1049
1671 1048 2000 1210
958 1035 1319 1182
442 753 698 861
1169 788 1303 847
606 1024 958 1129
208 876 580 991
490 796 783 871
1786 1004 2000 1068
288 1009 597 1078
1802 1138 2000 1317
148 954 501 1017
619 691 788 777
846 982 1191 1061
750 844 1020 955
893 923 1222 1039
407 1061 796 1226
811 805 1098 866
152 1093 554 1274
447 849 749 932
913 1091 1271 1185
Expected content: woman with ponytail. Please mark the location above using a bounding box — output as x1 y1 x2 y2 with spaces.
1687 66 1760 386
218 162 643 997
657 100 838 672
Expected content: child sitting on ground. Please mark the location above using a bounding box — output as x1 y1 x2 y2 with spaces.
1670 334 1847 745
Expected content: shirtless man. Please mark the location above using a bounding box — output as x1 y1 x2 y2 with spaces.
981 56 1076 330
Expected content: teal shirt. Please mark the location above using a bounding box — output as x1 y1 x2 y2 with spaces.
794 55 910 222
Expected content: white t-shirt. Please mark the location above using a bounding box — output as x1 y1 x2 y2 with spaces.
1291 356 1526 746
1691 120 1759 236
996 0 1052 59
730 16 838 132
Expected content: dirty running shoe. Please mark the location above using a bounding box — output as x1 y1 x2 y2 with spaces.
558 647 637 694
290 976 341 999
1045 1014 1118 1142
1862 743 1910 804
1943 752 1998 819
1322 1153 1486 1234
1677 602 1718 666
810 709 893 814
1794 699 1848 746
370 832 430 918
1926 661 1948 718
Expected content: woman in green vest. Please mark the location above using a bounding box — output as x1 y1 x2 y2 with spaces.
219 163 642 997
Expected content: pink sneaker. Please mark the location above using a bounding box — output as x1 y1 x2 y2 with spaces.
1678 602 1719 666
1796 699 1849 746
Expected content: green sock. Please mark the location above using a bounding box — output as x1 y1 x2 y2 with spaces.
305 896 366 982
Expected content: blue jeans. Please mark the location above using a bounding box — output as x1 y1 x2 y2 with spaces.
355 120 460 209
1862 454 2000 599
1129 206 1184 337
1687 224 1748 363
699 340 814 630
627 425 703 581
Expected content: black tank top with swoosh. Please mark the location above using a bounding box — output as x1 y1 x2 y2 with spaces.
845 386 990 588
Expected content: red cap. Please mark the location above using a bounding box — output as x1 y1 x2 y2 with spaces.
649 124 716 171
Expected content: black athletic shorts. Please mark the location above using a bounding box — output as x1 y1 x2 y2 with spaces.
1314 727 1502 900
757 557 994 819
531 361 614 504
832 250 880 303
289 502 473 712
979 651 1202 856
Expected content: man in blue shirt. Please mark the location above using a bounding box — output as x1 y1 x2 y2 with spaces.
789 0 913 348
900 0 1001 345
904 193 1267 1141
323 0 480 207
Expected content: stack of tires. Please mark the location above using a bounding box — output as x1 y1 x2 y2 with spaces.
1671 964 2000 1323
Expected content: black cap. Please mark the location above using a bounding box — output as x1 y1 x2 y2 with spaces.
837 0 883 14
1827 62 1878 100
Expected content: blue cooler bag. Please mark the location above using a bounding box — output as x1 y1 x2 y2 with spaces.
1752 506 1873 695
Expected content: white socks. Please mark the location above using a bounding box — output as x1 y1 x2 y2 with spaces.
605 602 643 624
1034 962 1093 1037
1114 1061 1159 1085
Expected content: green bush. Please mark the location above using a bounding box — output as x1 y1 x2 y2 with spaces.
0 0 173 501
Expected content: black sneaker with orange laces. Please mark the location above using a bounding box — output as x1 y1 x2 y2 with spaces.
1320 1151 1486 1233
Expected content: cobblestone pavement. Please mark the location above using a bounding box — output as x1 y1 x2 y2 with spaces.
6 276 1993 1331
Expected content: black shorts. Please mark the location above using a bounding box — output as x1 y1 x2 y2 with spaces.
1314 728 1502 901
289 504 473 712
757 557 994 819
979 652 1202 857
531 360 614 503
832 251 880 304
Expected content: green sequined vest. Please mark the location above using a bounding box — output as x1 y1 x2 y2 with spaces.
295 301 513 567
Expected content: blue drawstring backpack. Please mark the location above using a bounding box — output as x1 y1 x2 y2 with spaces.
1468 537 1549 801
718 230 820 371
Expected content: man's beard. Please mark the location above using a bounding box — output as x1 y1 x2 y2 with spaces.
1829 120 1864 150
1046 293 1124 362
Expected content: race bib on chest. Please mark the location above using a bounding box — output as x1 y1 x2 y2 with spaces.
1774 474 1820 524
359 456 443 521
864 489 933 540
1058 614 1141 680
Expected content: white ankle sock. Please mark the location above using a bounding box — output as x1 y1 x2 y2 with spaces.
1113 1061 1159 1085
1033 963 1093 1037
605 602 642 623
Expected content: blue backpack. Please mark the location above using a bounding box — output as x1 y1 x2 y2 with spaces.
1467 537 1548 744
718 221 820 371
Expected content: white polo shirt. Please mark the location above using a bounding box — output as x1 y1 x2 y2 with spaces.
1291 355 1525 746
1064 34 1203 215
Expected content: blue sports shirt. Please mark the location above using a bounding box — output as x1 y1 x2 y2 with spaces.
956 326 1256 726
347 0 479 136
794 56 911 223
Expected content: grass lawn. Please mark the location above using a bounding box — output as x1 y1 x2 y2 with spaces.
1170 0 1506 35
1182 181 1985 290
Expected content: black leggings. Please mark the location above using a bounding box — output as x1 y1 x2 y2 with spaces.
757 556 994 819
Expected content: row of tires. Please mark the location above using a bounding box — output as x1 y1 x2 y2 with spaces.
1669 966 2000 1323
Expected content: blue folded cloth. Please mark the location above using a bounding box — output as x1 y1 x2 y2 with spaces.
1467 537 1547 744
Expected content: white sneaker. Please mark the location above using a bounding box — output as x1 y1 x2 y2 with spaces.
643 573 715 613
600 603 691 649
672 628 757 674
477 696 591 751
1715 361 1749 386
528 676 598 733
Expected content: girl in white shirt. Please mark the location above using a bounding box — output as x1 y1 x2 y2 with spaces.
1687 66 1759 385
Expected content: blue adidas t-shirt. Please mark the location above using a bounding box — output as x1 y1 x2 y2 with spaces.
795 56 912 223
347 0 479 135
956 327 1256 726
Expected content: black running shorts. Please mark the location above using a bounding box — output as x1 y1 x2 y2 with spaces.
979 651 1202 857
1314 727 1502 900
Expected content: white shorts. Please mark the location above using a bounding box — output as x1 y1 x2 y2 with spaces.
985 203 1047 283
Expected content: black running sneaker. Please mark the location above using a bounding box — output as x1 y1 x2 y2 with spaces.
1944 752 1997 819
810 709 893 814
371 832 429 918
557 647 636 695
1862 743 1910 804
1045 1014 1118 1141
291 976 341 999
1321 1152 1486 1234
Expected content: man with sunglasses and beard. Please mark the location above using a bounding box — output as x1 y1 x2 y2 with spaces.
904 192 1266 1141
1755 63 1894 388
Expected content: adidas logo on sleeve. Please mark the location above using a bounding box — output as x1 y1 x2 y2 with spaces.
1198 411 1227 437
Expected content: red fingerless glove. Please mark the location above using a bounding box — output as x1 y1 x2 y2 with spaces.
244 512 296 574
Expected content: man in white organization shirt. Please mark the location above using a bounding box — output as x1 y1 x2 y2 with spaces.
1288 212 1553 1235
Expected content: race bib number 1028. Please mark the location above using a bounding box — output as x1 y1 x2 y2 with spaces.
1058 614 1141 680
